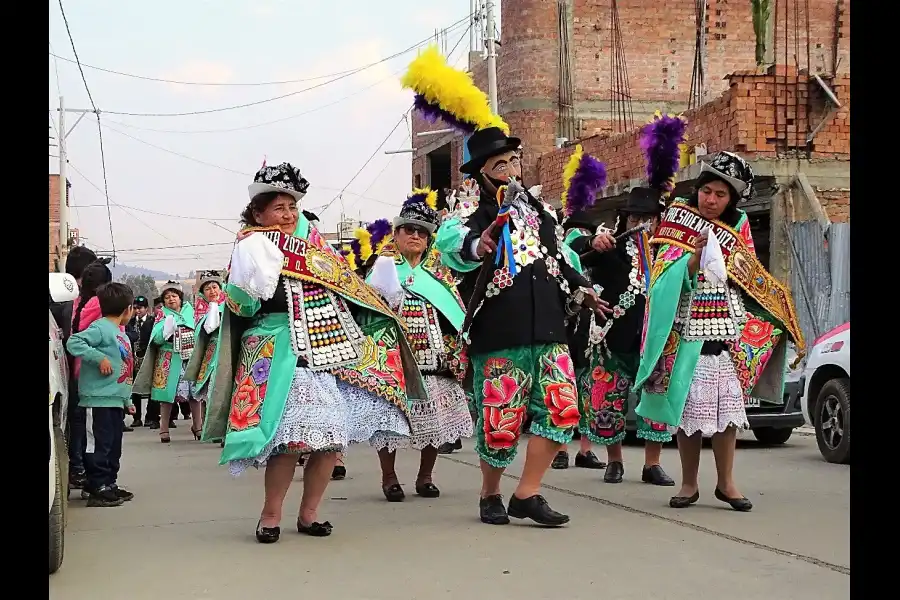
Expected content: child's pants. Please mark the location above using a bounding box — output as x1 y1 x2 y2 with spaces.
84 407 124 492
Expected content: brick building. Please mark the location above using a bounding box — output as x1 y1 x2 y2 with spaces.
48 174 71 272
411 0 850 203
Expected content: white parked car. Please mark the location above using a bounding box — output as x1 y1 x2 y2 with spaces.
49 272 78 574
799 322 850 464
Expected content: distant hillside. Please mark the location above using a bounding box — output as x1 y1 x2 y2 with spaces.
109 263 174 280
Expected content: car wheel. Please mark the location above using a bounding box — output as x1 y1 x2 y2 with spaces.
752 427 794 445
814 378 850 464
49 447 65 574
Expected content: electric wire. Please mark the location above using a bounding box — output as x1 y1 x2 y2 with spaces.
45 17 469 88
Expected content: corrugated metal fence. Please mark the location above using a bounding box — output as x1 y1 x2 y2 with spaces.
786 221 850 345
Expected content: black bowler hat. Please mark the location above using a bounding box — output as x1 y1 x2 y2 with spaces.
623 187 666 215
460 127 521 175
133 296 149 308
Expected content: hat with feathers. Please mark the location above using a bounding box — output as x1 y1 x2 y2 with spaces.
394 188 439 233
625 112 689 214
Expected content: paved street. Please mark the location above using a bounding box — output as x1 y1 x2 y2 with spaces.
51 424 848 600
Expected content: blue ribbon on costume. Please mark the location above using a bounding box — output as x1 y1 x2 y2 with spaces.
636 231 652 291
493 205 518 276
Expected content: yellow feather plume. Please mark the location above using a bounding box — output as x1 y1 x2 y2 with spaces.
401 45 509 134
559 144 584 215
409 187 438 210
353 227 374 262
340 244 357 271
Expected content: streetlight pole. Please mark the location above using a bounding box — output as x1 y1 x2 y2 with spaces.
485 0 499 114
55 95 100 273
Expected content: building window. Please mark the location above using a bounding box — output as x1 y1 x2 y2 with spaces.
415 174 421 188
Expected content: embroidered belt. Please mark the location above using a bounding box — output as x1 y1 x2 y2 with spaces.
651 203 805 352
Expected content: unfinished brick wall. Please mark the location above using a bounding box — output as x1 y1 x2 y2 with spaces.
539 70 850 202
816 188 849 223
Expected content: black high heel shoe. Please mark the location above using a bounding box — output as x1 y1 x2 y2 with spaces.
191 427 202 441
255 520 280 544
714 488 753 512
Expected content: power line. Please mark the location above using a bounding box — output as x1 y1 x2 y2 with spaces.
44 17 470 88
58 0 117 261
314 110 411 215
101 242 235 253
70 202 237 221
102 67 406 135
95 20 470 118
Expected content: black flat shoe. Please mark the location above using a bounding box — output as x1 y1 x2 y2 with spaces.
169 421 177 428
297 520 333 537
479 494 510 525
642 464 675 486
574 450 607 470
149 421 160 430
415 482 440 498
551 450 570 470
256 521 280 544
669 491 700 508
604 461 624 483
507 494 570 526
331 465 346 480
132 419 143 428
714 488 753 512
382 483 405 502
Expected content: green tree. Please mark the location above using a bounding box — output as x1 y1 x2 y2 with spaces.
119 273 159 301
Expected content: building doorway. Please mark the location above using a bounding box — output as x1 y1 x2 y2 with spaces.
427 143 452 210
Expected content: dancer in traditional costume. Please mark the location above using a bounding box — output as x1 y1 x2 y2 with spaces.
194 162 423 543
406 47 611 526
132 281 195 444
556 117 685 485
634 151 805 511
365 188 473 501
184 270 226 440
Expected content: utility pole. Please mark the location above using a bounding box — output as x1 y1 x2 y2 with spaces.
469 0 477 53
485 0 499 114
57 95 69 274
55 95 101 273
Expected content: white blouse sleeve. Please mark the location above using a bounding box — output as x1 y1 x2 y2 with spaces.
227 234 283 301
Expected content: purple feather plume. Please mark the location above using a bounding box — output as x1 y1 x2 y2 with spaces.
349 239 362 264
403 191 429 209
640 115 687 192
367 218 392 248
566 155 607 216
414 94 477 136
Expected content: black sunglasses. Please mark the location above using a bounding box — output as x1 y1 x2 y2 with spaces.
399 224 429 237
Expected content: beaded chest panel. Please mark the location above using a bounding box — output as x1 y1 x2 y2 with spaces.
173 326 195 360
285 279 365 370
400 296 444 372
676 273 746 342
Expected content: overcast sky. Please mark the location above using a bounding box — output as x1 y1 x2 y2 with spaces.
50 0 481 274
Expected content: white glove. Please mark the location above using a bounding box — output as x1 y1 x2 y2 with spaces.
203 302 220 334
228 233 283 301
701 226 727 284
163 314 176 340
368 256 404 310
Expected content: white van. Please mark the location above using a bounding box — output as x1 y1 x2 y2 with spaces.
49 272 78 574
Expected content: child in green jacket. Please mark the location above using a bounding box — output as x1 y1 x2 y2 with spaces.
66 282 137 507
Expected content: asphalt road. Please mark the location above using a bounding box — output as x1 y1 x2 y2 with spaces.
50 424 848 600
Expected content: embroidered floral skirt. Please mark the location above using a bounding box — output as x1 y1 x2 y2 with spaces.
229 367 411 476
577 350 671 445
671 351 749 437
471 343 579 468
405 375 473 450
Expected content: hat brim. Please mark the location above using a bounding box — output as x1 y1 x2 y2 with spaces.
392 216 436 234
698 163 748 194
248 182 307 203
459 137 522 174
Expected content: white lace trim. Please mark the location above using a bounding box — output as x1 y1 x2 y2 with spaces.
229 368 410 476
670 351 750 436
406 375 474 450
228 234 282 301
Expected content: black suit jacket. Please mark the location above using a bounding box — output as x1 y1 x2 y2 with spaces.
457 190 590 355
127 315 155 358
